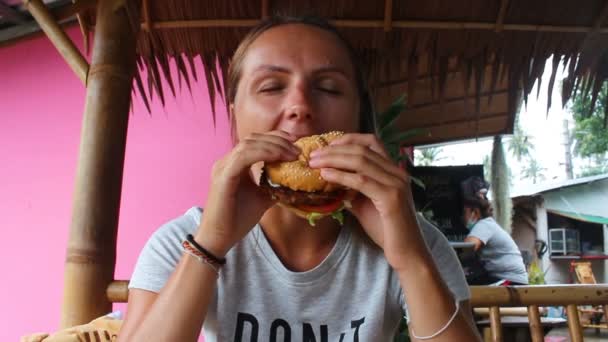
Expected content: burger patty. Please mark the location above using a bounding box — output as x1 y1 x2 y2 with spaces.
260 175 344 207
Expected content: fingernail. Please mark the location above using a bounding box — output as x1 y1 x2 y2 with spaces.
310 150 319 158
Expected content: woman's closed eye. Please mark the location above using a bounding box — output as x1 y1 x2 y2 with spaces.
315 79 343 95
258 81 284 93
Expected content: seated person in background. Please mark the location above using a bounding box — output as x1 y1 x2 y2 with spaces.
462 177 529 285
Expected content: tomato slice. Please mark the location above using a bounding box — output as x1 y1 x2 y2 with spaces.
295 192 346 214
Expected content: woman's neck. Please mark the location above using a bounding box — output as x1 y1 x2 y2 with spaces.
259 206 342 272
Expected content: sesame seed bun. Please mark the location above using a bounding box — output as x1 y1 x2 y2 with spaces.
264 131 344 193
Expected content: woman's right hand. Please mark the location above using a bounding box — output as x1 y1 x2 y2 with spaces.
194 130 299 257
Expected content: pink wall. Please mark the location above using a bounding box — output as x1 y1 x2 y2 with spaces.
0 27 232 341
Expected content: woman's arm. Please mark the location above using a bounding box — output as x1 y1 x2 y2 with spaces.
119 131 298 341
118 251 220 341
464 236 484 252
397 231 480 341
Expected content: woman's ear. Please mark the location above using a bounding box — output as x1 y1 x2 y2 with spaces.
473 208 482 220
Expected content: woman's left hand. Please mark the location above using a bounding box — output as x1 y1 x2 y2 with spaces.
308 133 422 272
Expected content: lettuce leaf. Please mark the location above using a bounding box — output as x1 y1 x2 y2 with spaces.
331 210 345 225
306 207 346 226
306 212 324 226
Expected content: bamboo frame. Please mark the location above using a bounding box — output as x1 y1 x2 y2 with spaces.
261 0 269 20
495 0 509 32
59 0 138 328
592 1 608 32
383 0 393 32
142 0 151 32
470 285 608 307
566 304 584 342
52 0 97 22
24 0 89 84
0 2 28 24
107 282 608 307
489 306 503 342
527 305 543 342
144 18 608 34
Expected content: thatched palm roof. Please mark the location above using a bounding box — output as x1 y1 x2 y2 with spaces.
6 0 608 144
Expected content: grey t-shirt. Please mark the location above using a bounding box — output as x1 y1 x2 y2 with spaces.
129 207 469 341
467 217 529 284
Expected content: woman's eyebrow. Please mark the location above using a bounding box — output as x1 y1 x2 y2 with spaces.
253 64 290 74
252 65 350 78
313 66 350 78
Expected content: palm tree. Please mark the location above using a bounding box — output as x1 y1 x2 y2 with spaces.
508 123 534 162
416 147 445 166
521 158 547 184
483 154 492 182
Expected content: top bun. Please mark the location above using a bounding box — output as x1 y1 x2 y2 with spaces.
265 131 344 192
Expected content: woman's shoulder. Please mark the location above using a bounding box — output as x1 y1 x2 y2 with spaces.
147 207 202 245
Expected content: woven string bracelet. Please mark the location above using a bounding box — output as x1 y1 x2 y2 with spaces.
410 300 460 340
186 234 227 265
182 239 222 274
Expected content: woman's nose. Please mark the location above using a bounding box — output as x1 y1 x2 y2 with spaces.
284 85 313 122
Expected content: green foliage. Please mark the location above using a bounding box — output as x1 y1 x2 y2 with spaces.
570 84 607 158
378 96 424 164
508 123 534 162
578 159 608 177
528 260 546 285
393 317 411 342
520 157 546 184
415 147 445 166
568 83 608 178
483 154 492 182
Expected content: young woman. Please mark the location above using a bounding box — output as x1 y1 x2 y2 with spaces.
118 16 480 341
462 177 529 285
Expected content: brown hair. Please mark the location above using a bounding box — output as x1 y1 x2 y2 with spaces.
226 15 375 141
463 196 494 218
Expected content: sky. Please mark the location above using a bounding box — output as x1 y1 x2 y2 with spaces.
414 59 586 194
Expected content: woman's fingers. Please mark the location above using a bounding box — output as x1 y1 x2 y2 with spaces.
223 133 299 180
329 133 391 159
319 167 400 203
310 144 406 183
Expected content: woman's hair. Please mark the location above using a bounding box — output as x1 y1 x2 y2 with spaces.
463 196 494 218
226 15 376 140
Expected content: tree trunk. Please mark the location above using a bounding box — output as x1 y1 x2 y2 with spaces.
491 135 512 232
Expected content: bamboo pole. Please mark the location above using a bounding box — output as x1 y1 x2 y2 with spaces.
60 0 138 328
142 0 151 32
527 305 543 342
495 0 509 32
489 306 503 342
383 0 393 32
261 0 269 19
107 280 129 303
144 18 608 34
24 0 89 84
52 0 97 21
470 285 608 307
566 304 584 342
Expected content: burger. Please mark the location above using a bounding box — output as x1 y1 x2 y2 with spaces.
260 131 356 226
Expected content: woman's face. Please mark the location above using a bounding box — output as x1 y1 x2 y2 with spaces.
231 24 361 141
463 206 480 224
